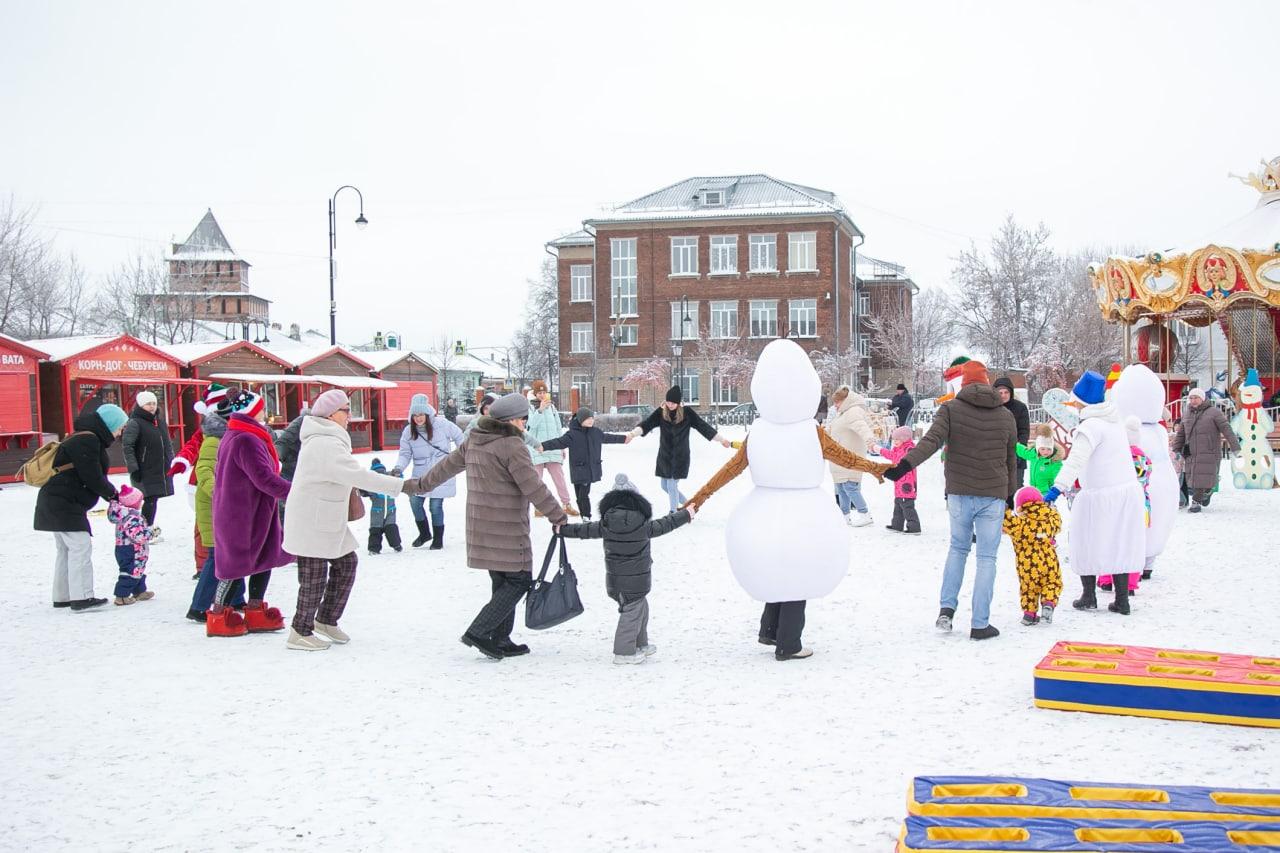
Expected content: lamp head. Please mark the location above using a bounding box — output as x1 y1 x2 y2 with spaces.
354 213 369 230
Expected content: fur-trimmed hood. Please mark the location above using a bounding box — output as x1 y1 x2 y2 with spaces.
598 488 653 534
470 416 523 440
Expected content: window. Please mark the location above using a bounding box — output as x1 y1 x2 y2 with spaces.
612 325 638 347
789 298 817 338
710 300 738 339
349 390 366 420
788 232 817 272
711 373 739 404
571 322 593 353
670 301 699 340
857 333 871 357
857 290 871 317
671 236 698 275
710 235 737 274
570 264 592 302
571 373 592 400
749 300 778 338
701 190 724 207
749 234 777 272
610 238 637 317
676 368 700 403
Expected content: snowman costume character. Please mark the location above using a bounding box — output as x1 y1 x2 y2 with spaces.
1231 369 1276 490
1111 364 1179 579
684 340 889 661
1044 371 1146 615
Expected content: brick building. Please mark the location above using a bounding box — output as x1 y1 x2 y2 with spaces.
547 174 916 411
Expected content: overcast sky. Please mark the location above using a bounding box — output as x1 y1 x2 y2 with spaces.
2 0 1276 350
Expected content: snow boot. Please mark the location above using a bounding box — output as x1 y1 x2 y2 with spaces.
411 518 432 548
1021 611 1039 626
848 513 873 528
134 591 155 601
461 631 504 660
243 601 285 633
970 625 1001 640
429 525 445 551
1108 583 1131 616
936 607 955 632
206 607 247 638
1041 601 1056 624
114 596 136 606
1073 576 1098 610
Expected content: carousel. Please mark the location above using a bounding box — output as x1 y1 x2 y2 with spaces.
1087 155 1280 412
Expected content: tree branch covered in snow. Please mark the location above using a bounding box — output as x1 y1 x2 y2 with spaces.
510 256 559 388
622 357 672 390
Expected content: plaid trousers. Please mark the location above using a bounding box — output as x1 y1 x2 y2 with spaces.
292 552 359 635
468 571 533 638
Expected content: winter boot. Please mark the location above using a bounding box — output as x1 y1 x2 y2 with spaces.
1073 576 1098 610
1108 583 1131 616
1020 611 1039 626
970 625 1001 640
243 601 285 633
134 591 155 601
411 518 432 548
461 631 504 660
936 607 955 632
429 525 445 551
496 639 530 657
206 607 247 638
113 596 136 606
1041 601 1056 624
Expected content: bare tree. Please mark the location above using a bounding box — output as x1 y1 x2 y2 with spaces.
0 197 54 336
430 334 462 405
864 286 955 396
809 345 864 389
91 251 202 345
510 256 559 389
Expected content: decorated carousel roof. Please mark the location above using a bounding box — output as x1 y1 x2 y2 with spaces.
1088 157 1280 327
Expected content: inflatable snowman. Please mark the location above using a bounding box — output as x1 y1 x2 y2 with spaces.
1111 364 1178 570
1231 368 1276 490
686 339 887 602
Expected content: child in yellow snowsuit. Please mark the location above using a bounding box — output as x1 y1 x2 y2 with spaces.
1004 485 1063 626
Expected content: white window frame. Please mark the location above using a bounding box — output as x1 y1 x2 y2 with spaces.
670 301 699 340
569 264 592 303
749 234 777 272
610 238 638 318
570 322 593 353
612 324 638 347
711 373 739 404
857 290 871 317
676 367 700 403
789 298 817 338
788 231 817 272
749 299 778 339
857 332 871 357
710 300 738 339
701 190 724 207
710 235 738 274
571 373 592 400
670 236 698 276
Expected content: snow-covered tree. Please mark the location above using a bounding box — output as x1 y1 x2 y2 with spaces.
510 256 559 389
809 345 863 389
622 357 672 393
863 286 955 396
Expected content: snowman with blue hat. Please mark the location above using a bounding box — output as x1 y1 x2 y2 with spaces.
1231 368 1276 490
1042 369 1146 614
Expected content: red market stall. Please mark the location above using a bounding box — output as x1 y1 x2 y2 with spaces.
365 350 438 450
32 335 203 472
162 341 295 435
0 334 49 483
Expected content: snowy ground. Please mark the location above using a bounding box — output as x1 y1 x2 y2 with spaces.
2 428 1278 852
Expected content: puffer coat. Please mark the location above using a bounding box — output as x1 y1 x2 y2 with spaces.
826 394 875 483
525 402 565 465
194 411 228 548
1172 401 1240 490
904 383 1018 499
122 405 174 497
33 410 120 534
539 417 627 484
560 488 689 597
636 405 718 480
395 414 465 498
413 417 568 572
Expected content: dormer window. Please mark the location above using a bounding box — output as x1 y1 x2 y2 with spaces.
700 190 724 207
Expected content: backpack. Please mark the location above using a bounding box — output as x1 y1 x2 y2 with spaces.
19 431 90 487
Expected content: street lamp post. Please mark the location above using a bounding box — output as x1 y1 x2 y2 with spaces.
328 185 368 346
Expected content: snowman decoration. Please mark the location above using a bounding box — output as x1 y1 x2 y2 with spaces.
685 340 889 654
1231 368 1276 490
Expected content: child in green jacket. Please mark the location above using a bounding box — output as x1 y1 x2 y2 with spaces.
1016 424 1065 493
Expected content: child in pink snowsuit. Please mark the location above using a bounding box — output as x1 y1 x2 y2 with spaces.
880 425 920 534
108 484 156 606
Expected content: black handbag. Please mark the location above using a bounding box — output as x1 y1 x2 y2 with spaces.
525 534 584 630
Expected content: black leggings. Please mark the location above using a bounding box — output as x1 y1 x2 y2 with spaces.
141 495 159 526
214 571 271 608
574 483 592 519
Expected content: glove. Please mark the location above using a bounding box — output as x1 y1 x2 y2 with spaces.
168 458 191 477
400 479 421 496
389 467 403 477
883 460 913 482
1043 486 1061 504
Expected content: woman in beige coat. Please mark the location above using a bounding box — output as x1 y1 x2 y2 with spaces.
412 392 568 660
283 390 414 651
826 386 876 527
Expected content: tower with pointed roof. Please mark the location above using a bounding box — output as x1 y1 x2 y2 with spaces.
155 209 271 331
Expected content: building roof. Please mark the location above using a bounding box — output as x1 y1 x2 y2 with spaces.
361 349 437 373
0 333 50 360
547 229 595 249
583 174 864 236
27 334 184 364
855 253 920 293
155 340 294 369
168 209 247 264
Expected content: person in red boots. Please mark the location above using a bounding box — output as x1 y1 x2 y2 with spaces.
206 389 293 638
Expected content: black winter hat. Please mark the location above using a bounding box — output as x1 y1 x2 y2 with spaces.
896 383 907 391
992 377 1016 393
665 385 683 404
575 406 593 423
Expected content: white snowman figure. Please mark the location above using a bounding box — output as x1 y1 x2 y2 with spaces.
684 339 887 659
1231 368 1276 490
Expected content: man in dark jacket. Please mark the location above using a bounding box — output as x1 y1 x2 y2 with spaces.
35 404 128 611
537 407 629 519
561 473 692 663
884 360 1017 640
274 410 307 481
889 384 914 427
121 391 174 525
992 377 1031 498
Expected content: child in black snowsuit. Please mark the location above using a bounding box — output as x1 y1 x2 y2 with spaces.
538 407 629 519
362 458 402 554
560 473 693 664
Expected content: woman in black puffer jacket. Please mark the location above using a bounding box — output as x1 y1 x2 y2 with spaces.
121 391 174 525
560 474 693 664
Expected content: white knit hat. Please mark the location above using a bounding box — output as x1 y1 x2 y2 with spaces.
136 390 158 407
1035 436 1054 452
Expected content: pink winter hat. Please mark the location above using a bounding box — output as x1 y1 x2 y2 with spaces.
117 484 144 509
311 389 350 418
890 425 913 443
1014 486 1043 511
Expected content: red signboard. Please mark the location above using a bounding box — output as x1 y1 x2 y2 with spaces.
65 339 179 381
0 345 36 374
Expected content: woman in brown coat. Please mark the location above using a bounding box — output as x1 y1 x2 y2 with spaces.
412 392 568 659
1172 389 1240 512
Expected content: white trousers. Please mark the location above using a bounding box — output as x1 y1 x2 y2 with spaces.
52 531 95 602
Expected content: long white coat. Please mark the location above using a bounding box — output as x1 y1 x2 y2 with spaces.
1053 401 1146 577
1112 365 1178 562
826 394 874 484
284 416 406 559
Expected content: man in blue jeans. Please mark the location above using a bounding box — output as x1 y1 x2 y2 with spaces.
882 359 1018 640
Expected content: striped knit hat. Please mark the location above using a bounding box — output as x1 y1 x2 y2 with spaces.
194 383 230 416
229 389 265 419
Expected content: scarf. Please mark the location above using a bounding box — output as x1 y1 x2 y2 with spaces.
1241 400 1261 425
228 414 281 470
